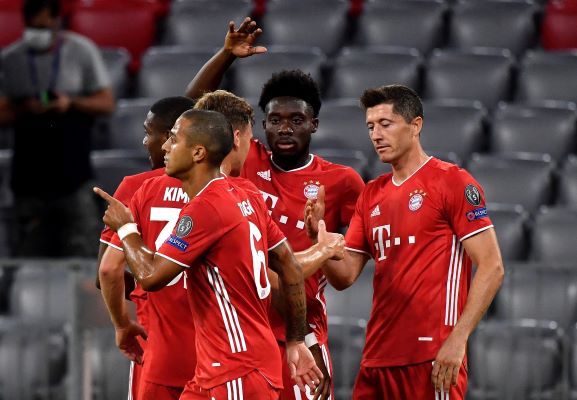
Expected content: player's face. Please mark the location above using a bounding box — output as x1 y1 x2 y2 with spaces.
162 117 194 178
236 123 253 170
366 103 422 164
143 111 169 170
263 97 318 159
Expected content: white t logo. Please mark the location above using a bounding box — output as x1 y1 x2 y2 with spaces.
372 225 390 261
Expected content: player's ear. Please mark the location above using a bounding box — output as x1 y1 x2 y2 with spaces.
311 117 319 134
233 129 241 150
411 116 423 137
192 144 207 162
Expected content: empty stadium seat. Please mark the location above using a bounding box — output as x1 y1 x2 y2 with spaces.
325 46 423 99
91 150 150 195
0 8 23 48
424 49 515 109
530 207 577 264
162 0 252 48
107 98 154 155
516 50 577 104
136 47 221 99
490 102 577 160
325 260 374 322
232 46 325 99
100 47 130 98
311 99 374 160
558 155 577 207
467 153 555 212
259 2 349 56
312 148 370 181
487 204 529 262
420 99 487 160
541 1 577 51
448 0 538 56
354 0 447 55
468 320 564 400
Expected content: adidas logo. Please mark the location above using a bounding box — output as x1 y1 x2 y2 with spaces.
370 205 380 217
257 170 271 181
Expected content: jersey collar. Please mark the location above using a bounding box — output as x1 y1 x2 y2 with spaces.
196 176 225 196
391 156 433 187
270 154 314 172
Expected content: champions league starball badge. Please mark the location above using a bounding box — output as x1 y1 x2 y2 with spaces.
465 184 482 206
175 215 193 238
303 180 321 200
408 189 427 212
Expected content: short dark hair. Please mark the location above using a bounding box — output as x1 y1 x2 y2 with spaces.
180 109 233 167
194 90 254 131
258 70 321 117
23 0 60 24
360 85 424 123
150 96 196 132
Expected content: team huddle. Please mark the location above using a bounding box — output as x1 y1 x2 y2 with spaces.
95 19 504 400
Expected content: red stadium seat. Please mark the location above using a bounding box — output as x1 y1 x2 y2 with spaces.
542 1 577 50
63 0 168 16
69 6 157 72
0 9 23 47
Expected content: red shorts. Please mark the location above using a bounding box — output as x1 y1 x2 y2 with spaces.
128 361 144 400
278 341 334 400
353 361 468 400
179 370 280 400
138 380 183 400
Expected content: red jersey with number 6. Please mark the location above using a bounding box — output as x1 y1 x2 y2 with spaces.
109 173 196 387
156 177 286 390
345 158 494 367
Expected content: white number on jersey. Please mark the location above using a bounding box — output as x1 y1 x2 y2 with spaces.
248 221 271 299
150 207 186 288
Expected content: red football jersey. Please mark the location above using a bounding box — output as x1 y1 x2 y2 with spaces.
156 177 286 390
241 139 365 343
110 174 196 387
345 157 494 367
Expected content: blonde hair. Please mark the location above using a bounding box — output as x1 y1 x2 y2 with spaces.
194 90 254 130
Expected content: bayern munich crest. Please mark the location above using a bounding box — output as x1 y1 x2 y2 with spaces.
303 180 321 200
408 189 427 212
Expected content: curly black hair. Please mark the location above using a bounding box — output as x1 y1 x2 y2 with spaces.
258 70 322 118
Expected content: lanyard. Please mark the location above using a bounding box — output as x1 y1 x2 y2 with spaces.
26 37 63 98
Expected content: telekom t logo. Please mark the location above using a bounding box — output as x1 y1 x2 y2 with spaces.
372 224 416 261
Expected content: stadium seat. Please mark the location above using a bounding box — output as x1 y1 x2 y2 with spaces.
354 0 447 55
68 5 157 72
259 2 349 57
107 98 154 156
91 150 150 195
541 1 577 51
325 46 423 99
0 149 12 208
487 204 529 262
136 47 222 99
558 155 577 207
0 8 23 48
89 327 131 400
325 261 374 322
490 102 577 160
516 50 577 104
232 46 325 99
311 99 374 161
466 153 555 212
468 320 564 400
571 323 577 399
162 0 252 48
424 49 515 109
311 148 370 181
420 99 487 160
448 0 538 56
530 207 577 264
100 47 130 99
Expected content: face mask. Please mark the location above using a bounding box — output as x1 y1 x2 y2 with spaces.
23 28 54 51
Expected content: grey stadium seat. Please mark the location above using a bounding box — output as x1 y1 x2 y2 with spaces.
468 320 564 400
517 50 577 104
420 99 487 160
494 264 577 330
530 207 577 263
490 102 577 160
558 155 577 207
162 0 252 48
311 99 374 161
232 46 325 99
100 47 130 98
424 49 515 109
108 98 155 156
89 327 131 400
137 47 223 99
448 0 538 56
259 2 349 56
325 46 423 99
325 260 374 322
467 153 555 212
91 150 150 195
354 0 447 55
487 204 529 262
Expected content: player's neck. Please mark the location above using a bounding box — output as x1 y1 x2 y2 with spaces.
271 152 312 172
391 148 430 185
181 167 222 198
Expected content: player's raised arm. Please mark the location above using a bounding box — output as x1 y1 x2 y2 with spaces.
185 17 267 99
94 187 184 291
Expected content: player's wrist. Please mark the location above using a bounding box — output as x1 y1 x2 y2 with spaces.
304 332 318 348
118 223 140 240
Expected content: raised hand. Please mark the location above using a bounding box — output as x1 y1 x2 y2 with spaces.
224 17 267 58
93 187 134 231
115 320 148 364
304 185 326 241
286 341 324 394
317 220 345 261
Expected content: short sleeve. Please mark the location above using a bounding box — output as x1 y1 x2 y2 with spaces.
344 190 371 256
339 169 365 227
156 199 223 268
265 211 287 250
444 167 494 242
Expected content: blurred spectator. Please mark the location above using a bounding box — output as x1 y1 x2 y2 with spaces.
0 0 114 257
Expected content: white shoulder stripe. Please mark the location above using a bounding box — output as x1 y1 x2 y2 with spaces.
268 237 287 251
155 252 190 268
460 225 494 242
100 238 123 252
345 246 372 257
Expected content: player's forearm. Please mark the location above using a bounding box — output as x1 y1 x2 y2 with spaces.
294 243 333 279
121 234 163 291
100 255 130 328
184 48 236 99
322 250 367 291
71 88 115 115
95 242 107 289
